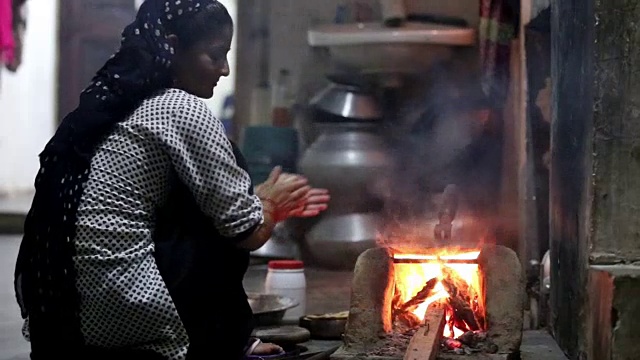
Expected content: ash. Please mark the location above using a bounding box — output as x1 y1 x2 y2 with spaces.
363 329 498 358
365 329 417 357
441 331 498 355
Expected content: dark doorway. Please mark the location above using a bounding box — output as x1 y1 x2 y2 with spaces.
57 0 136 122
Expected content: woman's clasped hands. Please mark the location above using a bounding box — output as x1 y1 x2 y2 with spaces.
255 166 330 222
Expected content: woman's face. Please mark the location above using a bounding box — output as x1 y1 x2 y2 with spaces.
171 26 233 99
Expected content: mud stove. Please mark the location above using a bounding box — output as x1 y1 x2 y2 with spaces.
333 245 524 360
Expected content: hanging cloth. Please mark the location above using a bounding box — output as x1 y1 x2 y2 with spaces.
478 0 519 105
0 0 15 66
6 0 26 72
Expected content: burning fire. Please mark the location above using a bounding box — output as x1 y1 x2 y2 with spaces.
391 249 485 339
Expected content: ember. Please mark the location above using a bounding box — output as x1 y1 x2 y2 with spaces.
391 249 485 339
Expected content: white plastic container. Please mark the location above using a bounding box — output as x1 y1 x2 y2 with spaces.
264 260 307 321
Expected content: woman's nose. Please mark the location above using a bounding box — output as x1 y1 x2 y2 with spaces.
220 60 230 77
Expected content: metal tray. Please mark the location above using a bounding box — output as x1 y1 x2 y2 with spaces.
248 292 298 326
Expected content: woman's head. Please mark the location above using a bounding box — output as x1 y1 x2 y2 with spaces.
165 2 233 98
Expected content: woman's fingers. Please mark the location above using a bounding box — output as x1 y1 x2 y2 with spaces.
287 185 312 203
265 166 282 185
252 342 284 355
288 203 329 218
279 177 309 193
307 188 329 196
306 189 330 205
305 203 328 212
281 173 307 183
264 171 331 221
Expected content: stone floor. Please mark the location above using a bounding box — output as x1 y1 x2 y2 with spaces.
0 235 29 360
0 233 567 360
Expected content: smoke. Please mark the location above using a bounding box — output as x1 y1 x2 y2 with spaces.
375 62 503 248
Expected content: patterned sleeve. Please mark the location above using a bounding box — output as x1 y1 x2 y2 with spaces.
160 95 263 238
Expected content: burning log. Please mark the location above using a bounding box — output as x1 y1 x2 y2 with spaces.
394 310 422 331
440 266 483 332
472 298 486 330
392 285 403 309
449 310 469 336
403 307 446 360
398 277 438 312
449 294 480 331
441 266 470 299
393 284 423 331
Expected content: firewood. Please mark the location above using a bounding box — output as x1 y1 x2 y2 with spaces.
394 310 422 330
392 285 403 309
403 307 446 360
398 277 438 312
441 266 472 301
449 294 480 331
450 311 469 332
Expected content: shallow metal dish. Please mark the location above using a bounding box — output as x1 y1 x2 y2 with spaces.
248 292 299 326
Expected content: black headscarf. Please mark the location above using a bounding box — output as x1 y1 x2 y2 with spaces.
14 0 223 357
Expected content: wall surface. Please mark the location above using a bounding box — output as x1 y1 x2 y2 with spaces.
0 0 237 197
0 0 59 196
405 0 479 27
551 0 640 358
234 0 481 138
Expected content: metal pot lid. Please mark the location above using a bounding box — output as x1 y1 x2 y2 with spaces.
247 292 299 314
310 83 382 120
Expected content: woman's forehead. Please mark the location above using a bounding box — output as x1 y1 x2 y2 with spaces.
204 27 233 48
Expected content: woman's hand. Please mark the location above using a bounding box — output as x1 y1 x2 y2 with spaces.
255 167 311 222
287 187 330 218
251 342 284 355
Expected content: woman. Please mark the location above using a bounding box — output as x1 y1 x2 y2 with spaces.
13 1 328 359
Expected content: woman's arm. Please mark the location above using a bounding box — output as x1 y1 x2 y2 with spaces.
235 201 276 251
155 92 310 246
157 94 263 240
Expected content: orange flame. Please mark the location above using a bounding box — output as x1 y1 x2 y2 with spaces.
392 249 484 338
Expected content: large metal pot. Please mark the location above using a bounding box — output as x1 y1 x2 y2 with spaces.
300 123 389 212
298 121 391 269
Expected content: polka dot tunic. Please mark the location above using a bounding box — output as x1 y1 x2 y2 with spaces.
70 88 263 358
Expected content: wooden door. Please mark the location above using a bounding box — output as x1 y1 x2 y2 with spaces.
58 0 136 121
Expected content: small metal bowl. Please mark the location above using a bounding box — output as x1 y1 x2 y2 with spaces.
248 292 298 326
299 314 348 340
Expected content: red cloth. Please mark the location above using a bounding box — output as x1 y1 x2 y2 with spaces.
0 0 15 64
